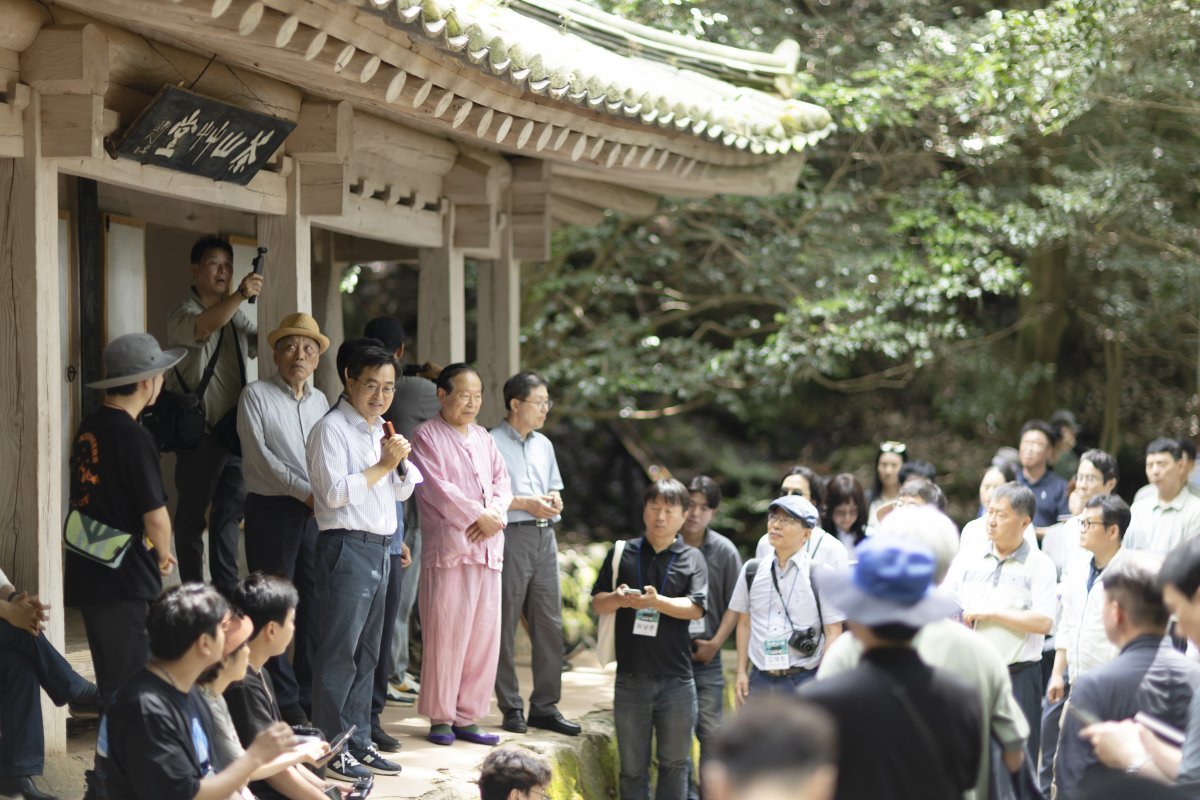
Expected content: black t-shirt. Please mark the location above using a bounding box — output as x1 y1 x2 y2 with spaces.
225 665 287 800
67 407 167 603
102 669 218 800
590 536 707 677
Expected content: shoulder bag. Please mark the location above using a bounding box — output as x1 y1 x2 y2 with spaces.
63 509 135 569
595 539 627 667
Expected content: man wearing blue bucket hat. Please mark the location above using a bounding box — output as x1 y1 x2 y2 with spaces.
801 537 983 800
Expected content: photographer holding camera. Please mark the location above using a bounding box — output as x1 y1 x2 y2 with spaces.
730 495 845 700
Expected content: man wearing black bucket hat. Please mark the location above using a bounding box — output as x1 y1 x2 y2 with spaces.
800 537 982 800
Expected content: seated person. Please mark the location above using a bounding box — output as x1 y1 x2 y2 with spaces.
197 611 331 800
226 573 345 798
477 747 553 800
0 569 99 800
100 583 299 800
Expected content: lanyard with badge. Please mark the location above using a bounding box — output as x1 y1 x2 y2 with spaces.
763 561 802 669
633 544 677 637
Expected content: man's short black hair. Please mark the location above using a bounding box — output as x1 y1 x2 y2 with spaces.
435 363 481 394
1148 437 1184 461
644 478 690 511
897 477 945 511
477 748 552 800
1080 449 1119 483
686 476 721 510
898 460 937 485
1084 493 1131 540
105 381 141 397
711 696 836 789
336 337 384 387
1021 419 1059 447
190 236 233 266
1179 439 1197 462
502 371 548 412
363 316 408 352
147 584 229 661
991 482 1036 522
346 345 399 383
231 572 299 639
1160 537 1200 599
1103 554 1169 631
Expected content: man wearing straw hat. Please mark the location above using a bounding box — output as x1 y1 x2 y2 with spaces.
237 313 330 725
68 333 185 708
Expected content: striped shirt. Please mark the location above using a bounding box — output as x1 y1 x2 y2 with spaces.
305 398 422 535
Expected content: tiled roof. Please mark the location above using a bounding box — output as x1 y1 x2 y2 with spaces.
363 0 835 156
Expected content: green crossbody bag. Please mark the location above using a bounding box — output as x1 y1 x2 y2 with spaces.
63 509 135 569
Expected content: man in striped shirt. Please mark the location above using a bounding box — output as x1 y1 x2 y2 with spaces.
306 345 422 782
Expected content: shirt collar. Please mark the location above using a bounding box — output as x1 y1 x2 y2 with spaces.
270 372 310 400
1119 634 1164 655
1156 489 1191 512
987 538 1031 564
498 420 530 443
640 535 686 555
335 397 374 432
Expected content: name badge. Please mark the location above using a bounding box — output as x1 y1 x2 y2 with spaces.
688 617 706 636
764 638 790 670
633 608 661 637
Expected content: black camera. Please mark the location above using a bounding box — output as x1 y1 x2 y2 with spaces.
789 627 819 657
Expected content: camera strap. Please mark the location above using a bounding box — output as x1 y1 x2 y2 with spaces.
771 560 824 640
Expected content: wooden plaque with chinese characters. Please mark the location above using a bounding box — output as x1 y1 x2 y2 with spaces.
111 86 296 186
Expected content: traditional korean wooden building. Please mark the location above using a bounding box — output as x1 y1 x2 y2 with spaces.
0 0 831 750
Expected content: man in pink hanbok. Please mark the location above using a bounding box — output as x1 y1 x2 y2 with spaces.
411 363 513 746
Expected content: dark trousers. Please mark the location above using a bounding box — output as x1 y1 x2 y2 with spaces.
1009 660 1044 763
614 674 697 800
0 620 92 776
495 523 564 717
748 666 816 695
371 552 405 727
81 599 150 706
244 492 318 712
687 658 725 800
313 531 390 751
174 434 245 594
1039 677 1069 795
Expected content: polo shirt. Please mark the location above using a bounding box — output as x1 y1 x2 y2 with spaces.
489 421 564 524
754 528 850 572
1055 635 1200 799
944 539 1057 664
728 550 846 672
1016 467 1071 527
1124 489 1200 557
166 290 257 425
1057 547 1126 683
802 648 982 800
691 529 742 640
957 518 1037 558
590 536 707 677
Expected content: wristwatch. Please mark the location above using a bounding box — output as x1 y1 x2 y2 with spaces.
1126 755 1152 774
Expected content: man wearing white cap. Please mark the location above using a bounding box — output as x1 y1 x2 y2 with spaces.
237 313 331 725
67 333 185 707
801 537 983 800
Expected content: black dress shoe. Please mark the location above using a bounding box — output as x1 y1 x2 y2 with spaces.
371 724 402 753
0 775 59 800
501 709 527 733
527 712 582 736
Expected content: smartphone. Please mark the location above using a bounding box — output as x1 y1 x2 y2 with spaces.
1066 702 1099 727
383 421 396 438
620 587 644 596
316 725 357 763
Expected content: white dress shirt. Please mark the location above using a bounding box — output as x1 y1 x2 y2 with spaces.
1057 547 1126 682
306 398 422 535
755 528 849 572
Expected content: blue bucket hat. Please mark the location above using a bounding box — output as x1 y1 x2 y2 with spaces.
814 537 959 627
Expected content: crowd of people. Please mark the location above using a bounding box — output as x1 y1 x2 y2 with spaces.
3 235 1200 800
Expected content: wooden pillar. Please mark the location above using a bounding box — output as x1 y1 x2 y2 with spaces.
417 207 464 367
255 161 311 379
309 228 344 405
476 222 521 428
0 90 67 753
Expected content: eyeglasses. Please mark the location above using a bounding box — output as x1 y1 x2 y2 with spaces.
527 790 549 800
521 398 554 411
1079 518 1106 530
767 510 803 526
353 379 395 397
880 441 907 454
1074 473 1102 486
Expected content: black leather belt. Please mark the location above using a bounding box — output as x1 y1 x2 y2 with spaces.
324 528 391 546
508 519 550 529
761 665 815 678
1008 660 1040 675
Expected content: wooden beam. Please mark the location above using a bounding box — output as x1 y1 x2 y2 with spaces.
549 194 606 227
0 0 51 52
0 83 28 158
311 196 442 249
0 89 67 754
95 181 258 237
53 153 288 215
416 208 464 365
39 93 113 158
509 158 549 261
19 24 109 96
475 217 520 428
309 228 343 404
352 110 457 176
552 175 659 217
328 233 416 264
285 99 352 164
256 162 312 377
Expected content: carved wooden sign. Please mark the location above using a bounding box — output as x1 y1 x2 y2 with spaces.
109 86 296 186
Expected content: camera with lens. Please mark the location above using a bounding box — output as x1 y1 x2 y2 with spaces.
789 626 819 657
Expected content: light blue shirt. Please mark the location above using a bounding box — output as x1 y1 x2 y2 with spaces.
238 374 329 501
306 398 422 535
489 421 564 523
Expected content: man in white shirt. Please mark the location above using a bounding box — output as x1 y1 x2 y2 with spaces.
306 345 421 782
944 482 1057 760
731 496 845 699
1125 438 1200 556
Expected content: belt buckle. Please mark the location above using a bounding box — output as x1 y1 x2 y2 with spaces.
535 520 549 528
